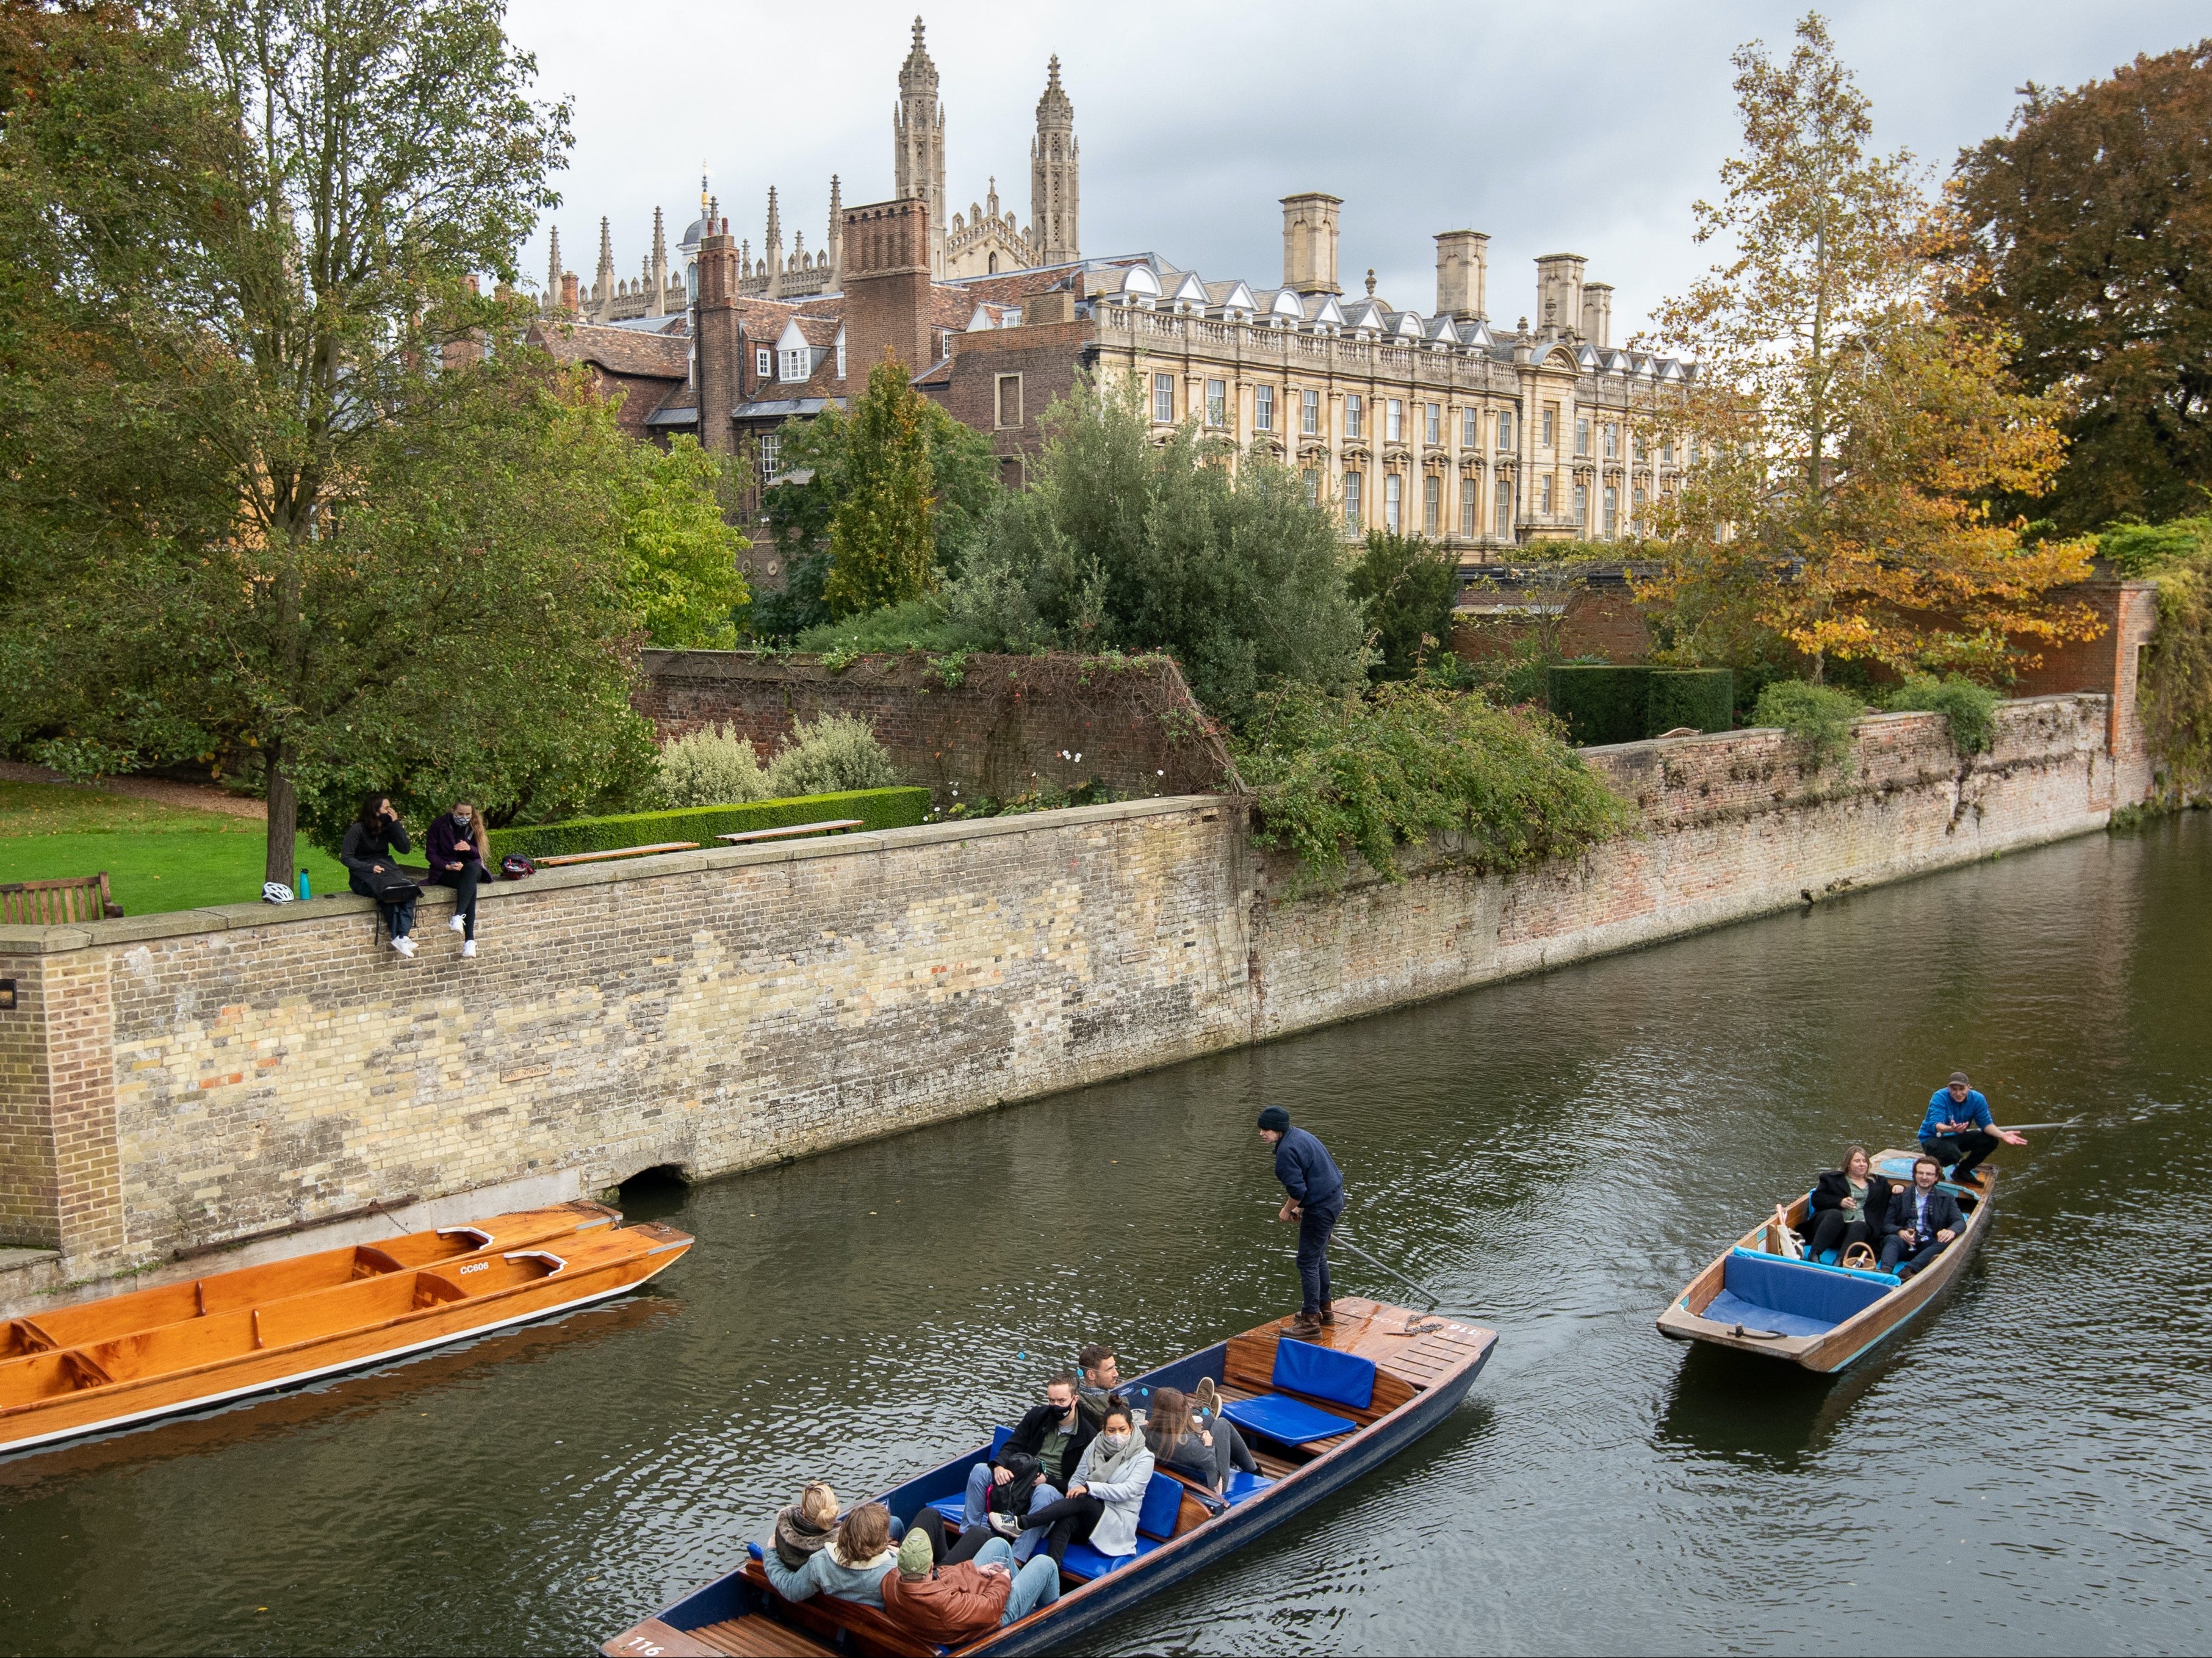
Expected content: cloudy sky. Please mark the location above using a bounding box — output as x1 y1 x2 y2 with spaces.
510 0 2200 339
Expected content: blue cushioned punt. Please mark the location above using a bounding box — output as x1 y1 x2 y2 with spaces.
1721 1249 1896 1333
1222 1392 1357 1445
1272 1337 1377 1410
1701 1288 1839 1339
1222 1469 1274 1505
1136 1472 1184 1542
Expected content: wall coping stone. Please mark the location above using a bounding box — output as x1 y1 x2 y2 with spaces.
1 792 1240 956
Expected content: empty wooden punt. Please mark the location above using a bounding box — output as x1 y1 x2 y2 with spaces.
0 1199 622 1363
1656 1150 1997 1372
601 1297 1495 1658
0 1218 692 1454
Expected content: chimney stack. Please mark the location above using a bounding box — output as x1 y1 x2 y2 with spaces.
558 270 580 315
694 229 742 456
841 196 934 377
1580 282 1613 350
1534 253 1587 340
1280 192 1342 295
1434 229 1489 319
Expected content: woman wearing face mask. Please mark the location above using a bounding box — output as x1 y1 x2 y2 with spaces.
1017 1404 1155 1566
426 799 490 957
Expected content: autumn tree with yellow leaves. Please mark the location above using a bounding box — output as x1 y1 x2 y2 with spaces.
1638 13 2102 682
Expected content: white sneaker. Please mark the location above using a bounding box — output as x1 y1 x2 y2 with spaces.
449 914 466 934
391 935 416 958
461 940 476 959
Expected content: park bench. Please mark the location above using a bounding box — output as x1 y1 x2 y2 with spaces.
532 842 700 868
714 819 866 845
1 873 123 923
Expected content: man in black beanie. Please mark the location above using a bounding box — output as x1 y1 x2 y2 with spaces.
1258 1106 1344 1337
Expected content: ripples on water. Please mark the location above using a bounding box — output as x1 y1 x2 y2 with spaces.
0 817 2203 1655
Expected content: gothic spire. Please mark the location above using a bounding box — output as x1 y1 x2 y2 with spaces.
546 225 562 311
651 205 666 264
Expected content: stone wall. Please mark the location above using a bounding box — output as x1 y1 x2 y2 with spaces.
0 694 2142 1289
635 649 1237 806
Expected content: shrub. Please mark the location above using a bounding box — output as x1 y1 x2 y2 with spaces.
791 596 986 657
1234 680 1634 884
2140 549 2212 795
1885 674 2002 757
1753 680 1865 774
1346 529 1460 681
1547 665 1653 746
657 724 772 808
488 787 930 860
1646 669 1734 736
766 713 900 798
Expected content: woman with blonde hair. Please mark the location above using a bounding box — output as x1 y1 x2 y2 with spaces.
760 1497 899 1609
426 799 491 957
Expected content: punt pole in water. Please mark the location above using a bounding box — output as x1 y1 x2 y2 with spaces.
1328 1228 1486 1333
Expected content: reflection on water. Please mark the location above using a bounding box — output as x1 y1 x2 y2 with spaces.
0 815 2203 1656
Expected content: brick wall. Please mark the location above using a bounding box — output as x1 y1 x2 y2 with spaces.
634 649 1239 806
0 693 2145 1277
920 319 1096 470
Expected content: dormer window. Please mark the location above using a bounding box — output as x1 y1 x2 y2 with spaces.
755 347 771 378
782 347 809 382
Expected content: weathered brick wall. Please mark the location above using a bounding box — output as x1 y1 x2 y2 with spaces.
0 949 57 1246
636 649 1237 806
0 693 2144 1275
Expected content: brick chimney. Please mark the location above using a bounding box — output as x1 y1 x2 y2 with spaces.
694 226 742 456
558 270 580 316
841 197 934 380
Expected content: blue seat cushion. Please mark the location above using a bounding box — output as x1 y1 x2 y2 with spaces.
1136 1471 1185 1542
989 1425 1014 1457
1717 1248 1898 1336
1222 1392 1357 1445
1222 1470 1274 1505
1701 1288 1840 1339
1271 1337 1376 1410
926 1494 967 1526
1059 1538 1158 1581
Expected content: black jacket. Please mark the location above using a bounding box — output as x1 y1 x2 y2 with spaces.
1002 1402 1093 1489
1809 1170 1895 1234
1888 1184 1965 1243
339 818 412 874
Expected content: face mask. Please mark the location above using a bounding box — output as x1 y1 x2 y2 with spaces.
1099 1432 1129 1454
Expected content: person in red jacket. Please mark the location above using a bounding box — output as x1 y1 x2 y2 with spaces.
879 1524 1059 1643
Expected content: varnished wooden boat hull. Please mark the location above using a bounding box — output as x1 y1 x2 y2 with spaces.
1657 1152 1997 1372
603 1297 1495 1658
0 1222 691 1455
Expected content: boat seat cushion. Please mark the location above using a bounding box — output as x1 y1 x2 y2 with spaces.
1060 1538 1158 1581
1222 1391 1358 1445
1721 1249 1896 1331
1136 1472 1186 1542
1271 1337 1376 1411
1701 1288 1840 1339
1222 1470 1273 1505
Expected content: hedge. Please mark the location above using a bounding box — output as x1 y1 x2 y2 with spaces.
1547 665 1734 746
488 787 931 861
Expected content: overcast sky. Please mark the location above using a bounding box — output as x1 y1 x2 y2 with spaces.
509 0 2201 340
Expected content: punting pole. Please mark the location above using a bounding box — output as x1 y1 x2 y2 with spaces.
1329 1227 1485 1336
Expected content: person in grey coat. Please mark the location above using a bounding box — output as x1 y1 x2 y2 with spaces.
1016 1404 1157 1565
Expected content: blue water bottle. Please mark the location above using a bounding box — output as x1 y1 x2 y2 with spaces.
297 868 311 901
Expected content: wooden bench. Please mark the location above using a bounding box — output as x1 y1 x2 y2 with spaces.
683 1613 839 1658
1 873 122 923
531 842 699 868
714 819 866 845
738 1560 940 1658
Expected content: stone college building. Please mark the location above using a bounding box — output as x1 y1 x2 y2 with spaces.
531 18 1692 585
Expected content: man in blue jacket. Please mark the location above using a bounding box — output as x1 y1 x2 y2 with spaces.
1258 1106 1344 1338
1918 1071 2026 1186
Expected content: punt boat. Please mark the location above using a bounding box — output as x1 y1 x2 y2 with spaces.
1656 1148 1996 1372
601 1297 1496 1658
0 1208 691 1454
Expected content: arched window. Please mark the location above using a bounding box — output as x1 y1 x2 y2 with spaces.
989 252 998 273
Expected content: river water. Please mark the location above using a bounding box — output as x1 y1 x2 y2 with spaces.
1 816 2205 1656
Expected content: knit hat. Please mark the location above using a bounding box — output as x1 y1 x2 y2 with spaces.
1257 1106 1291 1133
897 1527 934 1579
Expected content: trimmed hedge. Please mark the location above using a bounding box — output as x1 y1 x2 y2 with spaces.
1547 666 1735 746
488 787 931 861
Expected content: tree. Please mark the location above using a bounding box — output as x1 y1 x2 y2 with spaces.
618 436 751 647
1345 529 1461 681
0 0 586 884
953 373 1364 726
753 354 997 637
1640 14 2101 682
823 355 939 618
1953 43 2212 532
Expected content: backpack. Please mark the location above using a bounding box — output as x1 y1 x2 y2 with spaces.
500 854 535 881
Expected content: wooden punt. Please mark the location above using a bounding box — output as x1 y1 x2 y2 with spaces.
600 1296 1496 1658
1 1199 622 1364
0 1215 691 1455
1656 1149 1997 1372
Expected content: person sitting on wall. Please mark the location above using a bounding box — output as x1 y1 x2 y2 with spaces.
426 798 490 959
956 1371 1090 1562
340 791 419 959
1878 1156 1967 1280
1918 1071 2026 1188
1804 1145 1896 1264
760 1497 900 1609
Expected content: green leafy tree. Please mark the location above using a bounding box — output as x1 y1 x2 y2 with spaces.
1953 43 2212 531
0 0 597 881
1641 14 2100 682
1346 529 1461 681
619 436 750 647
823 356 939 618
954 373 1364 725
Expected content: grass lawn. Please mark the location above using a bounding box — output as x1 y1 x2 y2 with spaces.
0 782 348 915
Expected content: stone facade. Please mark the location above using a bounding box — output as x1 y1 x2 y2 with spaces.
0 694 2150 1290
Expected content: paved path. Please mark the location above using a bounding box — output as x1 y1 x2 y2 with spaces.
0 760 267 820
